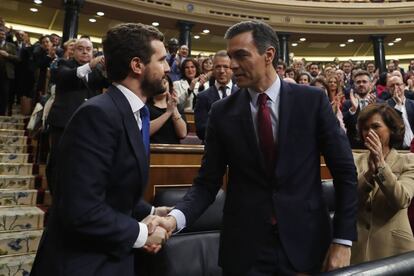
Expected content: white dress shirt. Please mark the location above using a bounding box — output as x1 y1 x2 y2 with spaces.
394 101 414 148
114 83 153 248
215 80 233 99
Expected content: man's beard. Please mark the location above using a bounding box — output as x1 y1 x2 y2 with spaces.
141 70 166 98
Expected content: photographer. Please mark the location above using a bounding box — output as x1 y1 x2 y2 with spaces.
173 58 209 111
46 38 109 194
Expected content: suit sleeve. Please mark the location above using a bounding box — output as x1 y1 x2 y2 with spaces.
132 200 153 221
56 104 140 259
194 93 209 140
318 92 358 241
174 103 227 226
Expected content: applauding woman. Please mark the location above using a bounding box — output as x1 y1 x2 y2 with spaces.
173 58 209 111
352 103 414 264
148 77 187 144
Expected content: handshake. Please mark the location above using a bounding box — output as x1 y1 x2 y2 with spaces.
140 206 178 254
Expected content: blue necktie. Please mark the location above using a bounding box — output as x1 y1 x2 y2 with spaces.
140 106 150 156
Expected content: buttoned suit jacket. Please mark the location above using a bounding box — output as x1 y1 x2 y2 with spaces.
175 81 358 273
31 85 152 276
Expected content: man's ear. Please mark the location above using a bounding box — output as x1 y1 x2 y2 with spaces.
265 46 276 65
131 57 144 76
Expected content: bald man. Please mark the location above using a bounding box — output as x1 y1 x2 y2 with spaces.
46 38 109 193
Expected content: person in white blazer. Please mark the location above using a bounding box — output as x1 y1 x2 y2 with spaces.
173 57 209 111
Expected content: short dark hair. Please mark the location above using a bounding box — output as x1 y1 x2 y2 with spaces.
276 61 287 70
224 20 279 69
353 70 371 80
180 58 201 80
357 103 405 149
310 62 320 69
103 23 164 82
310 76 329 91
39 35 50 43
296 72 311 83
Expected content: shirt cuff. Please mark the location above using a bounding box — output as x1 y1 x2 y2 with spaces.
150 206 155 215
76 63 92 80
133 222 148 248
333 238 352 247
348 108 357 115
169 209 186 232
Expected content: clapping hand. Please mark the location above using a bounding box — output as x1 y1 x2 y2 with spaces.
364 130 386 171
349 90 359 112
366 93 377 105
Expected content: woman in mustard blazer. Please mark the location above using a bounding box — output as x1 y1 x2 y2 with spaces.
352 103 414 264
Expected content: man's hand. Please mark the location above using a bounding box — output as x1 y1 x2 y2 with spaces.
143 226 169 254
322 243 351 272
154 206 174 217
349 90 359 113
0 50 9 57
89 55 105 69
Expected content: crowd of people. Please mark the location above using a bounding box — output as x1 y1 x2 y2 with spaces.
2 15 414 275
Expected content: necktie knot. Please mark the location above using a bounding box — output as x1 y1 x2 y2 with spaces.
257 93 268 107
219 86 227 98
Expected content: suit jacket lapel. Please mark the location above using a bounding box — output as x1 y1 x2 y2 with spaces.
107 85 149 185
237 88 267 174
275 81 294 178
210 86 220 102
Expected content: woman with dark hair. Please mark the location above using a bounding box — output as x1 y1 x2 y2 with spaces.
148 76 187 144
173 58 209 111
296 72 311 85
351 103 414 264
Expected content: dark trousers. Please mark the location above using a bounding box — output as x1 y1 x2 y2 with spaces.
46 125 64 195
0 77 10 116
224 226 314 276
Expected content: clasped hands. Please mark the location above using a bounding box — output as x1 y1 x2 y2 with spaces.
140 207 178 254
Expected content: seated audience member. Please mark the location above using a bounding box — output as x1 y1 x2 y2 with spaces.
201 57 213 77
148 77 187 144
352 103 414 264
342 70 381 148
194 50 236 141
366 62 377 81
386 76 414 149
173 58 209 111
46 38 109 194
296 72 311 85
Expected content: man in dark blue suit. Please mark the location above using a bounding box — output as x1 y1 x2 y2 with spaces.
386 75 414 149
194 50 237 141
154 21 358 275
31 23 171 276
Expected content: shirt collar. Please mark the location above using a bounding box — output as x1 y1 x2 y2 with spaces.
247 76 280 106
215 80 233 91
114 83 145 114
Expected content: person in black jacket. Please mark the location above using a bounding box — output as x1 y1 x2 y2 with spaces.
46 38 109 193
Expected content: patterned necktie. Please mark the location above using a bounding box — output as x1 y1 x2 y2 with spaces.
257 93 276 177
140 106 150 156
219 86 227 98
